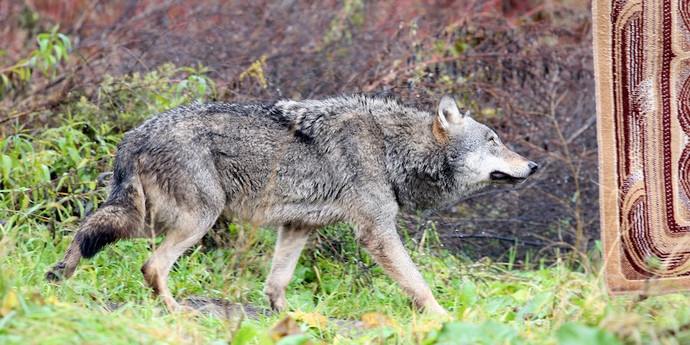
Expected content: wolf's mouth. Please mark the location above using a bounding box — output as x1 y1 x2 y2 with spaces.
489 171 526 184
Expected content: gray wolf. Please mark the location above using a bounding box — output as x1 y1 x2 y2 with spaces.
46 95 538 314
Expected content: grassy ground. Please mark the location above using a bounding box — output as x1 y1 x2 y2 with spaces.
2 223 690 344
1 66 689 344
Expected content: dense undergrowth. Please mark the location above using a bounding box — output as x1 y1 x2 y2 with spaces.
2 0 601 262
1 64 689 344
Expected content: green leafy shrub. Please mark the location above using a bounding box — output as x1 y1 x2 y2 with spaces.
80 63 215 131
1 63 215 231
0 26 71 99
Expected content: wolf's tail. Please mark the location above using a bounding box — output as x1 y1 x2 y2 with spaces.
76 160 145 258
46 152 146 282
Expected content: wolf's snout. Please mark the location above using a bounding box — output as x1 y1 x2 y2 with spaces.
489 160 538 183
489 171 523 183
490 171 512 180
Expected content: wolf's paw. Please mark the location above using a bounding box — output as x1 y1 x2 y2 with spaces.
163 296 198 315
430 305 449 315
269 296 287 313
419 299 449 317
265 288 287 313
45 262 67 282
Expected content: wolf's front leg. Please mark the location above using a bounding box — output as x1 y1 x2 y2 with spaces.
359 225 447 315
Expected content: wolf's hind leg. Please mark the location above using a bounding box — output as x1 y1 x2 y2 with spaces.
264 224 311 311
141 207 221 312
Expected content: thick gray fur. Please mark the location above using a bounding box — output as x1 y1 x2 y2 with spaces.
46 95 537 314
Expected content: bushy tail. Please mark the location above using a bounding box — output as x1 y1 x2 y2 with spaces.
76 171 145 258
46 153 145 282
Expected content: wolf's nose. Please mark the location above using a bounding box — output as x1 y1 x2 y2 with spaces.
528 161 539 175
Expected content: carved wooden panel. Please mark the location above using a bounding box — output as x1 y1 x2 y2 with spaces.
595 0 690 293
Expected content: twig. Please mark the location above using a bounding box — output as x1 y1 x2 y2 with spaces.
440 232 546 247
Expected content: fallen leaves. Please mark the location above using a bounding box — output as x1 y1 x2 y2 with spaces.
0 289 18 316
360 312 398 330
290 311 329 330
269 312 328 345
270 315 302 341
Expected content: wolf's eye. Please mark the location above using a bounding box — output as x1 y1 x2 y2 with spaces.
488 136 498 145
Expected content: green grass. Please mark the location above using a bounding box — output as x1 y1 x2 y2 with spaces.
2 65 690 344
2 222 690 344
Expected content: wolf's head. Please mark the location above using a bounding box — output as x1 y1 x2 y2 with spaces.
432 95 538 188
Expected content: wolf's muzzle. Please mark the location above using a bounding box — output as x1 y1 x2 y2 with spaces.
490 161 538 183
489 171 524 183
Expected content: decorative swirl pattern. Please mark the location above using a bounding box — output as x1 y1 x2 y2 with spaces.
680 147 690 207
680 75 690 134
681 0 690 32
598 0 690 293
680 75 690 204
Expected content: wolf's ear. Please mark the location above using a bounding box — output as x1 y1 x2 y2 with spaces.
433 95 466 142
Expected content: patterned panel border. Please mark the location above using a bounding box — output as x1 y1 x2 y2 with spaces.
595 0 690 293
